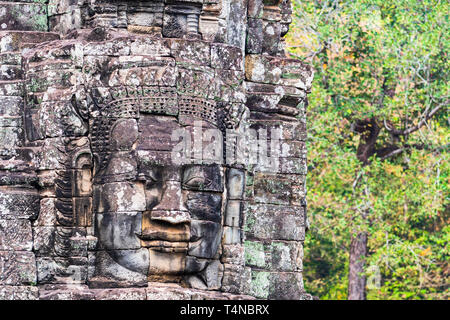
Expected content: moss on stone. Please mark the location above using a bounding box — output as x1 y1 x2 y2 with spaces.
244 240 265 267
249 270 270 299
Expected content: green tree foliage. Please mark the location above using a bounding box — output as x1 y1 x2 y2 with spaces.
285 0 449 299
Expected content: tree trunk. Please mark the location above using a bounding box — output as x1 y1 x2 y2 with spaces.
347 118 377 300
348 232 368 300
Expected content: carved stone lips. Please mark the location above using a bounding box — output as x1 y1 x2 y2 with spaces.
136 230 189 253
136 229 189 242
140 240 188 253
136 210 191 252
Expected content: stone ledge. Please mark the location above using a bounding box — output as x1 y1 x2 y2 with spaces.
36 283 256 300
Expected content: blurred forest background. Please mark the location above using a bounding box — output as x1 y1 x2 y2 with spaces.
284 0 449 299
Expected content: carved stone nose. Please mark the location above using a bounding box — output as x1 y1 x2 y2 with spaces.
150 181 190 224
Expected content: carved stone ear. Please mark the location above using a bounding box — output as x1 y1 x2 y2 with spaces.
110 119 138 151
72 153 93 197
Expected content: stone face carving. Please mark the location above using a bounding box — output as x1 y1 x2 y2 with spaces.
85 48 243 288
0 0 314 300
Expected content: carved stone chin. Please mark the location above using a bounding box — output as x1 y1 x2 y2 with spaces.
0 0 313 300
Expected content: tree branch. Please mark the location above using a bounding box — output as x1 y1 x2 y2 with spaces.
384 100 447 136
379 147 405 161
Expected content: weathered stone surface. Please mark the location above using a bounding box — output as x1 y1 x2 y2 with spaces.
33 198 57 227
170 39 210 66
245 54 314 90
211 43 244 71
221 244 245 265
185 192 222 223
201 259 223 289
130 37 171 56
0 251 36 285
188 220 221 259
149 249 186 276
244 240 303 272
36 256 87 284
226 168 245 199
0 81 23 97
0 64 23 81
33 227 88 257
34 101 87 138
0 122 23 150
96 212 142 250
248 0 264 19
254 173 292 205
223 226 242 245
246 269 270 298
141 218 190 243
138 115 182 152
38 284 95 300
214 69 246 103
222 263 251 294
184 258 224 290
34 138 65 169
0 31 59 53
246 269 306 300
0 219 33 251
268 272 304 300
93 182 146 213
0 285 38 300
224 200 243 227
83 39 131 57
146 282 255 300
0 96 23 119
90 250 149 287
245 204 305 241
146 283 193 300
93 287 147 300
0 52 21 65
280 157 307 174
0 189 39 220
0 3 48 31
246 18 264 54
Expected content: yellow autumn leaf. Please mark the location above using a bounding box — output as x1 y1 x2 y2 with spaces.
420 247 432 256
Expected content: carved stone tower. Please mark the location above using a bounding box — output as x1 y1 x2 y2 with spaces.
0 0 313 300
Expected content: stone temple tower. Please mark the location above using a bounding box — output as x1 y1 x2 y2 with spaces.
0 0 313 300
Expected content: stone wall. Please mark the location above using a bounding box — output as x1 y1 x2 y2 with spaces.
0 0 313 300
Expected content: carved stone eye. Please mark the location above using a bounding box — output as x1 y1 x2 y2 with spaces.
182 167 212 190
182 165 222 192
137 167 163 189
183 175 208 189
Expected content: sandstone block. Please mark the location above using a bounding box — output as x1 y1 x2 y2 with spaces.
211 43 244 71
244 240 303 272
0 219 33 251
0 189 39 220
245 204 305 241
0 3 48 31
0 251 36 285
36 256 87 284
0 285 38 300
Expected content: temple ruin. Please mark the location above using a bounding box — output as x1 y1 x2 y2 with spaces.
0 0 313 300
